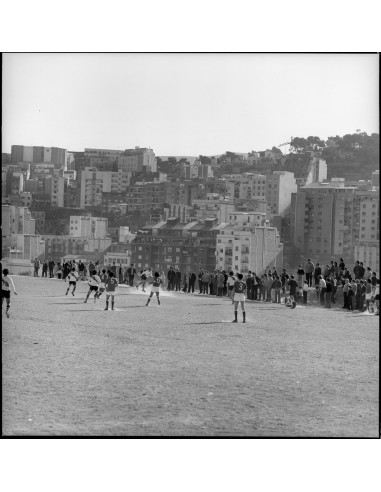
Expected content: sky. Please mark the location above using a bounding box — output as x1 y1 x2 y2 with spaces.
2 53 379 157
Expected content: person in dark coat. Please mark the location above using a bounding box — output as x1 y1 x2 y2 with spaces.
175 270 182 291
167 267 176 291
188 272 196 293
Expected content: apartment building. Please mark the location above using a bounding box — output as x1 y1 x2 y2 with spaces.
84 148 123 167
124 181 178 212
80 167 119 208
2 205 36 236
265 171 297 215
11 145 67 167
215 223 283 275
290 181 379 264
69 215 108 238
224 173 267 201
42 235 112 260
131 217 219 272
117 147 157 174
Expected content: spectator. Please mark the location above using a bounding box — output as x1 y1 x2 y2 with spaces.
305 259 314 287
297 265 305 287
314 263 321 287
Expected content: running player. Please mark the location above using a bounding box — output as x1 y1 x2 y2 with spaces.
2 269 17 318
84 269 101 303
232 273 247 323
65 268 78 296
136 267 152 292
104 271 118 310
95 269 108 299
146 272 162 306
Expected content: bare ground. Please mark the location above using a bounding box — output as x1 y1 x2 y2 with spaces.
2 276 379 436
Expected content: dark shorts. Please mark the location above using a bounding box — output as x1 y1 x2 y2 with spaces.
2 290 10 299
89 286 98 292
375 294 379 301
141 275 147 280
69 281 76 286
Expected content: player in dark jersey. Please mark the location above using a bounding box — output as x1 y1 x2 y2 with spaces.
146 272 162 306
96 269 108 299
104 271 118 310
232 273 247 323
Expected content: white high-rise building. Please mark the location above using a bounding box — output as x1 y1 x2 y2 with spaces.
69 216 108 238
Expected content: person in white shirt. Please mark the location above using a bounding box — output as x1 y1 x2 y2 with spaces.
65 268 79 296
2 268 17 318
84 269 101 303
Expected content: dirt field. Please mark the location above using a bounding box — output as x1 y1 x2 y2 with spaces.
2 276 379 436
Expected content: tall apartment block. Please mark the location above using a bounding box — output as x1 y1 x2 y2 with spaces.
216 220 283 275
290 181 379 265
80 167 119 208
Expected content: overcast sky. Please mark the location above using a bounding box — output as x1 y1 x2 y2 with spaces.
2 53 379 156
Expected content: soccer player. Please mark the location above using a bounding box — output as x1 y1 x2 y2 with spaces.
2 268 17 318
96 269 108 299
104 271 118 310
84 269 101 303
146 272 162 306
65 268 78 296
232 273 247 323
136 267 152 292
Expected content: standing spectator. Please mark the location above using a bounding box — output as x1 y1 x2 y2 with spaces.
371 271 377 287
42 259 48 278
297 265 305 287
274 275 282 303
222 270 228 296
350 280 357 311
210 271 217 296
56 262 63 279
253 273 259 300
302 280 309 305
265 274 272 302
347 282 355 311
202 270 210 295
305 259 314 287
110 262 117 277
128 264 136 287
227 271 236 302
318 275 326 306
355 279 362 311
245 271 253 300
88 260 95 275
364 266 372 281
288 275 298 301
323 264 330 280
217 270 225 297
358 262 365 279
167 266 175 291
175 269 182 292
314 263 321 287
339 258 345 272
329 261 335 276
118 263 123 284
34 258 40 277
325 279 332 308
342 268 352 285
197 270 203 294
281 269 289 294
78 260 85 281
48 258 55 278
182 272 188 293
342 278 350 309
360 280 366 312
373 279 379 315
331 276 338 304
365 279 373 311
188 271 196 293
353 261 361 279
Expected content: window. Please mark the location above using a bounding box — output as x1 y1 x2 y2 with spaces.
235 256 238 260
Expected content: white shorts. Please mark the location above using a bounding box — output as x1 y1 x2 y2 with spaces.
365 293 372 300
99 283 105 289
106 291 116 297
234 293 245 302
151 286 160 293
